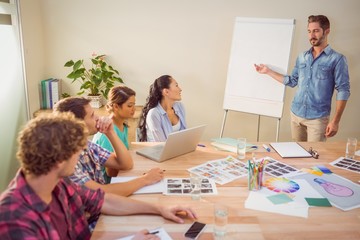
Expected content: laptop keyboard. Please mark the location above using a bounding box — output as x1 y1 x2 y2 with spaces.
151 145 164 155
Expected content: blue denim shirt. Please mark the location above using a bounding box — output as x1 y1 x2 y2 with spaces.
283 45 350 119
146 101 187 142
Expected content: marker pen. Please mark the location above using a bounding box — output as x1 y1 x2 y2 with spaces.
263 144 271 152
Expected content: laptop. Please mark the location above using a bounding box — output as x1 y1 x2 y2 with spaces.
136 125 206 162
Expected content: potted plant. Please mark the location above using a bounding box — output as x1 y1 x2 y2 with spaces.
64 53 123 108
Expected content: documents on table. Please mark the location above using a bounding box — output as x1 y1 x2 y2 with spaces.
187 156 301 185
111 176 218 196
292 172 360 211
188 156 248 185
163 177 218 195
211 137 258 153
111 176 165 194
330 157 360 174
116 227 172 240
270 142 312 158
245 179 323 218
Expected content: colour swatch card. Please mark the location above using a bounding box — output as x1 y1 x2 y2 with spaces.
330 157 360 174
164 178 218 195
188 156 248 185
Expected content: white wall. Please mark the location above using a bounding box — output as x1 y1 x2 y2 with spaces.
0 1 28 191
21 0 360 142
20 0 45 116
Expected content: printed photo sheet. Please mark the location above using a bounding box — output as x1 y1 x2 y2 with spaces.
264 157 301 177
164 178 218 195
188 156 247 185
330 157 360 174
188 156 301 185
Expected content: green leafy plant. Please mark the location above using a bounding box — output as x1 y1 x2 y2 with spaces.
61 92 71 99
64 54 123 98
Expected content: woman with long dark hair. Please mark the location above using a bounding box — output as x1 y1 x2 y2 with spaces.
138 75 186 142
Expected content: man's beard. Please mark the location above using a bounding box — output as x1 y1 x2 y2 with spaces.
310 34 326 46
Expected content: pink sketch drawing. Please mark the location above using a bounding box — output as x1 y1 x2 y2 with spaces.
314 178 354 197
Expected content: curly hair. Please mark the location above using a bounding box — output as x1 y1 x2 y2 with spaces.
308 15 330 31
17 112 88 176
138 75 172 141
53 97 91 119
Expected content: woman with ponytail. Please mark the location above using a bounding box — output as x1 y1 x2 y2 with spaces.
138 75 186 142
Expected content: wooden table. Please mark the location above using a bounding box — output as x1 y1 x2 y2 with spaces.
92 142 360 240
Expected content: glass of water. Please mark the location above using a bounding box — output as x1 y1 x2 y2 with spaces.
214 203 228 239
237 138 246 160
190 173 202 200
346 137 357 159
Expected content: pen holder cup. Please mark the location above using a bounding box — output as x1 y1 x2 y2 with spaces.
248 165 265 191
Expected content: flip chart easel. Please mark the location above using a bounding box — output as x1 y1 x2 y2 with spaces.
221 17 295 141
220 110 282 141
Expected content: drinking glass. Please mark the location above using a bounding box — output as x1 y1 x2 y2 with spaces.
237 138 246 160
214 203 228 239
346 137 357 159
190 173 202 200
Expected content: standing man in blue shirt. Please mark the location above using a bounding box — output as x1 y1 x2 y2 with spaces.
255 15 350 142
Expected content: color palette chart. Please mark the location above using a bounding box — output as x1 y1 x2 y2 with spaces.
264 177 300 193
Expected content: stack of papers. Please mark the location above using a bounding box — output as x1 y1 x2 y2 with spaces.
211 137 257 153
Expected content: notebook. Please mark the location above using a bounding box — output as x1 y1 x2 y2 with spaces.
270 142 312 158
136 125 206 162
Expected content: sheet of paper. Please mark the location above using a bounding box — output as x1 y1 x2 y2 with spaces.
111 176 165 194
116 227 172 240
188 156 247 185
211 142 257 153
245 178 323 218
270 142 312 158
211 137 257 153
211 137 255 148
163 177 218 195
262 157 301 177
292 172 360 211
330 157 360 174
245 191 309 218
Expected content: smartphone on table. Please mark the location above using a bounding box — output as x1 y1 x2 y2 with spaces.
184 221 206 239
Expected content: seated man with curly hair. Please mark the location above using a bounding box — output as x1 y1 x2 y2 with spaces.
0 112 196 239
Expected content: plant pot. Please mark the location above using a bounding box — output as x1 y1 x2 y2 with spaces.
87 95 102 108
